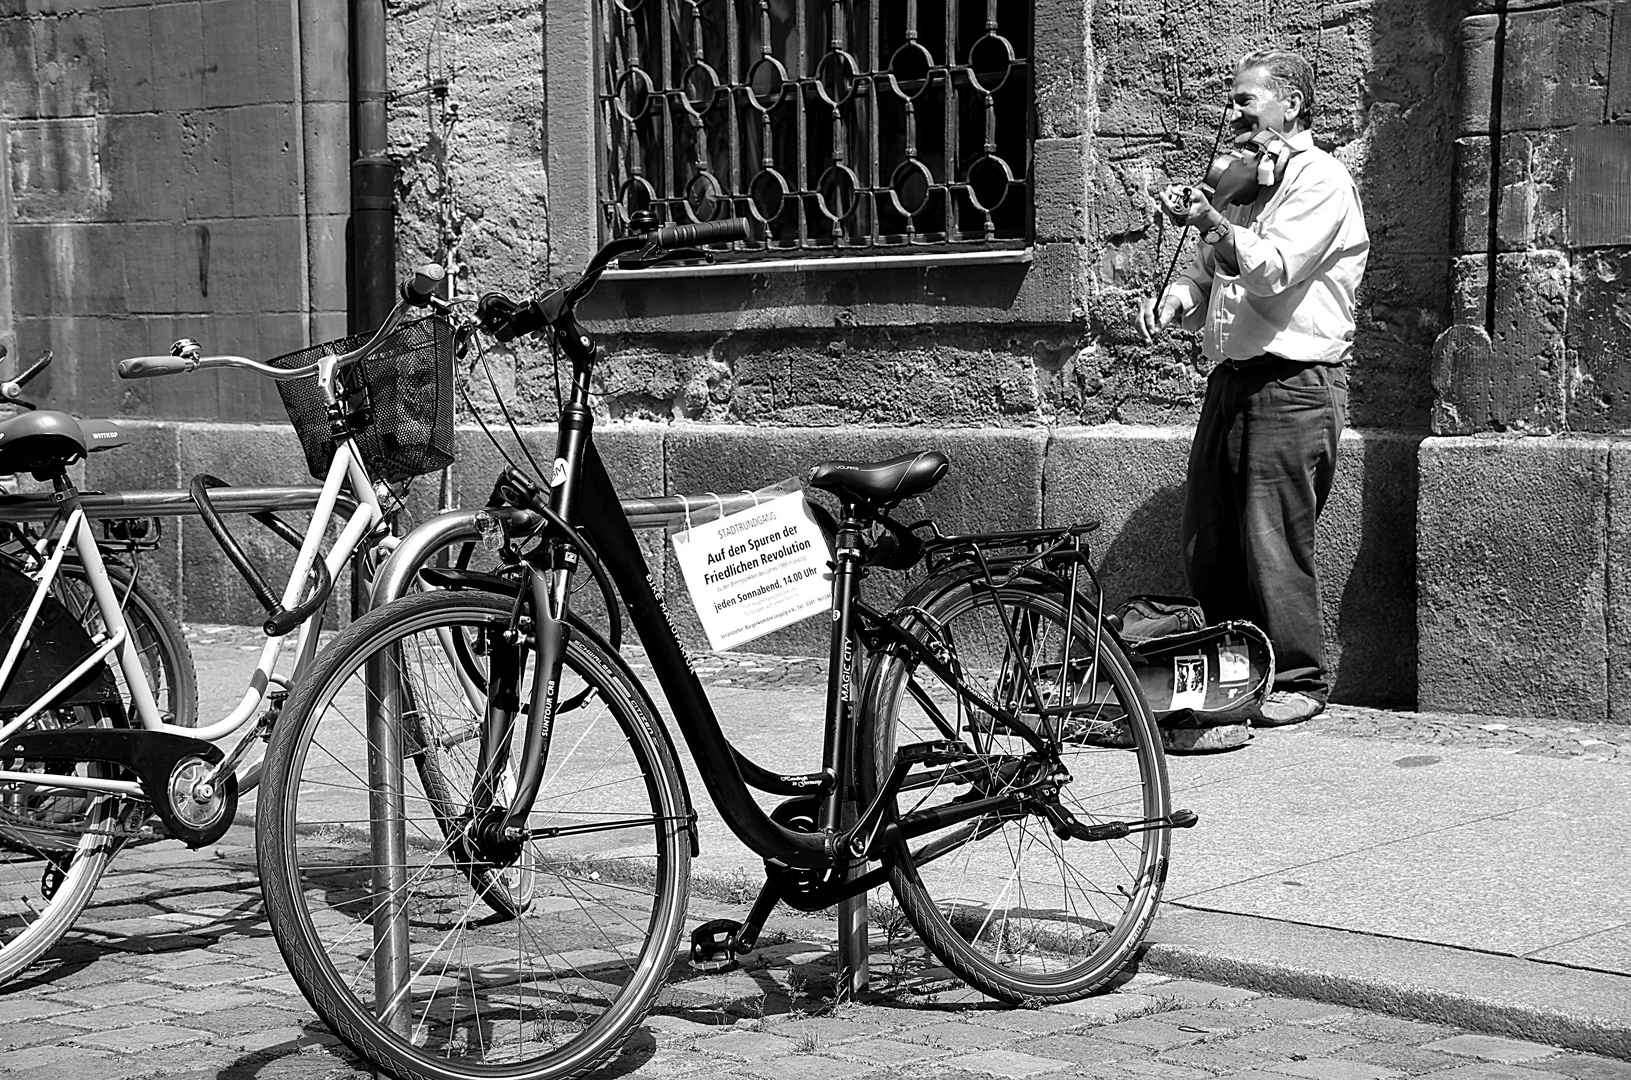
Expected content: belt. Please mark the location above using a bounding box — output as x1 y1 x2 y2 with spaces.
1219 353 1340 371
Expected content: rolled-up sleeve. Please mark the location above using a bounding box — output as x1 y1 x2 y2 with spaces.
1231 171 1348 297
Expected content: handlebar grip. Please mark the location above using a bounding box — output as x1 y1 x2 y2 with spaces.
118 356 195 379
12 349 53 389
654 218 750 250
402 262 447 306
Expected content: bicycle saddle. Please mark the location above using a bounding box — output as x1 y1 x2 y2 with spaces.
0 411 125 478
807 450 949 507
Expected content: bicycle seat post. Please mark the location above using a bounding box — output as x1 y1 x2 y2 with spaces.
825 495 874 995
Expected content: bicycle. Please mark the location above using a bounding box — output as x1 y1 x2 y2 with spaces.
256 217 1200 1080
0 347 197 732
0 271 459 985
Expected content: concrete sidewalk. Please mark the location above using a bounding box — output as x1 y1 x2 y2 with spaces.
165 628 1631 1065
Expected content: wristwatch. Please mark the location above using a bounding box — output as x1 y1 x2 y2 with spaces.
1201 219 1230 245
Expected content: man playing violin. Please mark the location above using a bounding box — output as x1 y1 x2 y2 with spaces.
1137 48 1369 727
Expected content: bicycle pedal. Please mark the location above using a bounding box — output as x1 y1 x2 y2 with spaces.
689 918 744 964
894 739 969 767
1169 808 1200 828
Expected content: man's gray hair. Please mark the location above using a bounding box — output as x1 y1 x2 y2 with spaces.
1238 48 1315 128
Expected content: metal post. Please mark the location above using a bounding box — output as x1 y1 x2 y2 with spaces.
365 650 411 1038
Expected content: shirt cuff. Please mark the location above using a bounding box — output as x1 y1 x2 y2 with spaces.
1163 280 1204 319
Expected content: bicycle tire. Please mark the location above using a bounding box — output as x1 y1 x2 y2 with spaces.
258 590 691 1080
410 618 538 918
0 559 194 985
856 576 1171 1003
57 560 199 728
0 701 129 986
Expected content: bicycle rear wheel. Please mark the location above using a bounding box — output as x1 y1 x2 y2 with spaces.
57 560 198 728
0 701 130 985
258 590 691 1080
0 558 192 985
857 576 1170 1002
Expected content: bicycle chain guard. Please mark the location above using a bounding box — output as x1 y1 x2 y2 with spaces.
0 728 237 848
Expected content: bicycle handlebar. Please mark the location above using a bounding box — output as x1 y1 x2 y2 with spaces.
117 355 197 379
117 261 451 382
3 347 54 401
476 217 752 343
654 217 751 250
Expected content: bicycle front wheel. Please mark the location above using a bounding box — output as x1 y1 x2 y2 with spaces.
258 590 691 1080
857 578 1170 1003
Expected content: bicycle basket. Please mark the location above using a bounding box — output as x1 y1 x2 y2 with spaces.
271 316 456 483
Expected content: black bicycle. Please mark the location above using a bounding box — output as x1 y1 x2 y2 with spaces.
255 218 1197 1080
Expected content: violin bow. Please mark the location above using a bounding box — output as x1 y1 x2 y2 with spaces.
1152 89 1234 304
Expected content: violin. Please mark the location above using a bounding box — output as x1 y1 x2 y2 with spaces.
1159 130 1292 225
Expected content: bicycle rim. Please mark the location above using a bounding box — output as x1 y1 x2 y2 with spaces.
259 591 690 1080
57 561 198 728
0 703 129 986
859 581 1170 1001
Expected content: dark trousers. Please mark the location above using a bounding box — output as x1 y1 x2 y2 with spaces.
1180 358 1346 701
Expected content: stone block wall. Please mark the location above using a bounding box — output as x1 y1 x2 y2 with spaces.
1420 0 1631 720
0 1 349 423
83 420 1416 710
0 1 1492 716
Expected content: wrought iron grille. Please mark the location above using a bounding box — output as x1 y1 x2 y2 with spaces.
596 1 1033 257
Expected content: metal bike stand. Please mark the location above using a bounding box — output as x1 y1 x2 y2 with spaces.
0 485 358 522
362 490 873 1041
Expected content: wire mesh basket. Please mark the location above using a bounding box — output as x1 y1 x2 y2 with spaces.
271 316 456 483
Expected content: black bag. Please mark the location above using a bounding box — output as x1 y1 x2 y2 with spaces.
1127 620 1275 727
1113 594 1207 642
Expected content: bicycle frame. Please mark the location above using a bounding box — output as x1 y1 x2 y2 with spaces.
0 433 386 804
495 438 1086 878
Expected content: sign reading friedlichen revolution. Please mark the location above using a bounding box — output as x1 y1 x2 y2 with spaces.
671 491 832 651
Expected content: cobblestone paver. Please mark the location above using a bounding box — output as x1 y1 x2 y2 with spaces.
1 823 1625 1080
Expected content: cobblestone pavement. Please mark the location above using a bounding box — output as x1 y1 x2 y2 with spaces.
3 824 1629 1080
0 626 1621 1077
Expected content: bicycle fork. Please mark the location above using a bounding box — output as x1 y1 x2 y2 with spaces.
466 564 568 866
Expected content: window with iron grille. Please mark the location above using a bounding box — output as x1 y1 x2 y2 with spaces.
596 1 1033 258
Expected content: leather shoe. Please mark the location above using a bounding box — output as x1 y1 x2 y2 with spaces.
1254 690 1324 727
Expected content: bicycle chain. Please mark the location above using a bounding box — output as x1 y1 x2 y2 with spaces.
0 798 152 846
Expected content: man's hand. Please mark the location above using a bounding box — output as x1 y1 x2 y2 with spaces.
1158 184 1224 231
1138 294 1184 343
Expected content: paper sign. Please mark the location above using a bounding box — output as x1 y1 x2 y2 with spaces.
1218 640 1249 684
1170 655 1207 710
670 491 832 651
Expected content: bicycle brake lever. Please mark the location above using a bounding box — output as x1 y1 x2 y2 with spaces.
615 247 716 271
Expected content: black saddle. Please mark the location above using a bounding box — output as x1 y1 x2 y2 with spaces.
807 450 949 507
0 411 126 478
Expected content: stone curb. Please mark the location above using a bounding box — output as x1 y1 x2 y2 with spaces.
1141 906 1631 1060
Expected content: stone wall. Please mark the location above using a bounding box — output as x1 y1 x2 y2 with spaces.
1419 0 1631 719
0 2 1488 714
0 1 349 424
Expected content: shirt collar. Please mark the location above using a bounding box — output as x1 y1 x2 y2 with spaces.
1283 128 1315 153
